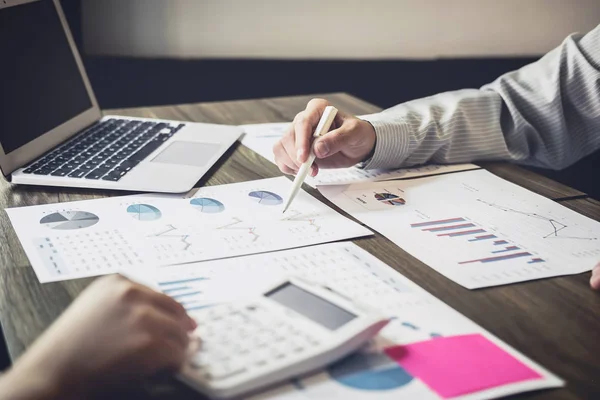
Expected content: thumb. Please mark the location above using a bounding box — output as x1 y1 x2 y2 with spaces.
590 262 600 290
313 125 354 159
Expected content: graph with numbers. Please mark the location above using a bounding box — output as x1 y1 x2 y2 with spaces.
320 169 600 289
146 243 562 400
33 229 144 278
6 177 370 282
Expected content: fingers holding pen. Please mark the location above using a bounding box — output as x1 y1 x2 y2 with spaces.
294 98 330 163
273 140 299 175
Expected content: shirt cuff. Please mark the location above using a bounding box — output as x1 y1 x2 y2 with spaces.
358 116 411 170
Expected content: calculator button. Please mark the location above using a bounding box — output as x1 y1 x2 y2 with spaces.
228 312 248 325
292 344 305 353
229 342 244 352
206 365 247 381
273 335 286 343
208 308 226 320
236 327 251 338
254 359 268 367
190 353 210 369
210 314 224 322
269 346 286 360
252 333 270 346
250 350 270 366
281 341 300 354
217 355 233 365
221 304 235 313
213 334 232 346
239 347 252 356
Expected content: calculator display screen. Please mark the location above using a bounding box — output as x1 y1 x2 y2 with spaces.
265 282 356 330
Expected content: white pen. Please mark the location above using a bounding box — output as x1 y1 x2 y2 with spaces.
282 106 338 213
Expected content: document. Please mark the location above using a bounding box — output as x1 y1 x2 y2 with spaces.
149 243 563 399
6 177 371 283
239 122 480 187
319 169 600 289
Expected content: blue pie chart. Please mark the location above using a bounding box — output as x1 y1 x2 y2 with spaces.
126 204 162 221
190 197 225 213
248 190 283 206
328 351 413 391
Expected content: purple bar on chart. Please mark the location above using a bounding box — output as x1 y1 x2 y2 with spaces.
423 223 476 232
411 218 465 228
438 229 487 237
528 258 545 264
493 240 509 245
469 234 497 242
459 252 531 264
492 245 520 254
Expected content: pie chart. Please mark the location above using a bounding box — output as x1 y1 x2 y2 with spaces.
126 204 162 221
190 197 225 213
328 350 413 390
40 211 99 230
248 190 283 206
374 192 406 206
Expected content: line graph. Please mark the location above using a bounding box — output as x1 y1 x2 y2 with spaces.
477 199 597 241
150 224 192 250
281 210 322 232
217 217 259 242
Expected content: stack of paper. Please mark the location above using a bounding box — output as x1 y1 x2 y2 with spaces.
6 177 371 282
319 169 600 289
147 243 564 400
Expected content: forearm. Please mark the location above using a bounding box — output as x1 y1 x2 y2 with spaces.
362 25 600 170
362 89 510 169
0 368 64 400
0 337 82 400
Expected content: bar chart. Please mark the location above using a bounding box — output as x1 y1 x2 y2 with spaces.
411 217 545 266
319 169 600 289
158 276 212 312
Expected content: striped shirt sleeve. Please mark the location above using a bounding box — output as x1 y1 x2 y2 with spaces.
361 24 600 171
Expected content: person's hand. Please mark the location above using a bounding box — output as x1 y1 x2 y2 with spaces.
590 262 600 290
273 98 376 176
0 275 196 399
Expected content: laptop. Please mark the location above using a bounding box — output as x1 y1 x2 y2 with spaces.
0 0 241 193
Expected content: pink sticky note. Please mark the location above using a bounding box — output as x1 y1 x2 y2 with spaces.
385 334 542 398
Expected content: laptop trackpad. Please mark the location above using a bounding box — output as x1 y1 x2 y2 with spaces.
151 141 221 167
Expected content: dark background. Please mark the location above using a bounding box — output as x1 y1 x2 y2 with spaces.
60 1 598 199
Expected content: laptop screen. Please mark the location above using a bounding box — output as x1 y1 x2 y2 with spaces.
0 0 93 154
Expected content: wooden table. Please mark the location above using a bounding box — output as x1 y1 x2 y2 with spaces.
0 93 598 399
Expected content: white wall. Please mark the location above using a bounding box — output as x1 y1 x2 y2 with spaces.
82 0 600 59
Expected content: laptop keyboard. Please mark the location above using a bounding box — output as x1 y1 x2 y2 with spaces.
22 119 185 181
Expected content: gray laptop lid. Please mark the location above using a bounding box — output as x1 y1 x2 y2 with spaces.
0 0 101 177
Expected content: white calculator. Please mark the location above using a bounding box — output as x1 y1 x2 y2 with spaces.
179 277 390 399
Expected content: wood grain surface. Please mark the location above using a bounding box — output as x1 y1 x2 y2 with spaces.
0 93 598 399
